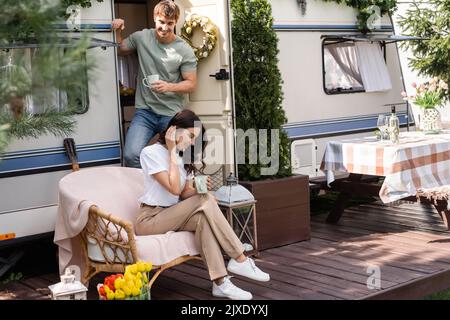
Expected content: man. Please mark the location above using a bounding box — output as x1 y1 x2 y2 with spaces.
112 0 197 168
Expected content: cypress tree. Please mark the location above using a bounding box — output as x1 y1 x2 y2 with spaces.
231 0 291 181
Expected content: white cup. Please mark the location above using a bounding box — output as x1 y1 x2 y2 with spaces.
142 74 159 88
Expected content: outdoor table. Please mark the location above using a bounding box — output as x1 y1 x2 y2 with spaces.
320 131 450 227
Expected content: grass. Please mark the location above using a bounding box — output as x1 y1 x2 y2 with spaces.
423 289 450 300
1 272 23 284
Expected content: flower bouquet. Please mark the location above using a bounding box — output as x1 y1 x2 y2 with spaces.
402 78 449 133
402 77 448 109
97 261 152 300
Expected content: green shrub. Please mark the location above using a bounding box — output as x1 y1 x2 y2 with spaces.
231 0 291 181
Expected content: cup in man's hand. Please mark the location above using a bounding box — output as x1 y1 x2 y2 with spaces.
142 74 159 88
194 175 208 195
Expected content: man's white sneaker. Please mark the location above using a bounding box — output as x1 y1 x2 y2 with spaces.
212 276 252 300
227 257 270 282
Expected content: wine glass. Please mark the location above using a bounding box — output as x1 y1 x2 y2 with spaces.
377 114 389 140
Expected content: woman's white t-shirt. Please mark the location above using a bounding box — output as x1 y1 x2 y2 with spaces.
139 143 191 207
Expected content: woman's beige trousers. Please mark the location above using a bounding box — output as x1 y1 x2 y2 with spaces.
135 193 244 280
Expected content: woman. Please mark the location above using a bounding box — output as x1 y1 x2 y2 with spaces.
135 109 269 300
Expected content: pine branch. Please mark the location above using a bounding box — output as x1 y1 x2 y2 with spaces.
0 110 76 139
0 1 96 146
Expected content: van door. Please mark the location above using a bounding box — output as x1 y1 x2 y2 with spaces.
175 0 235 177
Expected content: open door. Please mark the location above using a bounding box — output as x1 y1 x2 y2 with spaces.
175 0 235 178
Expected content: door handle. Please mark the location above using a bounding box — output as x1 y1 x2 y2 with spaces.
209 69 230 81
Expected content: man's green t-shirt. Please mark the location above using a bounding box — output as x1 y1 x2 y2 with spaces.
124 29 197 116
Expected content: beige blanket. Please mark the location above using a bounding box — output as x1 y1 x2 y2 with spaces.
54 166 198 278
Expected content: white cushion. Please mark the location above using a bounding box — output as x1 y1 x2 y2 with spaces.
87 231 199 266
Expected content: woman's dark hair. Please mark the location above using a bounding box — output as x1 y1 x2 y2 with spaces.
158 109 207 175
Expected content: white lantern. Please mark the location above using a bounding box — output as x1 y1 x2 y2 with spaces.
214 173 255 205
214 174 258 254
48 267 88 300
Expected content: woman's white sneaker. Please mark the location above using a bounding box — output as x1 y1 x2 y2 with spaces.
212 276 252 300
227 257 270 282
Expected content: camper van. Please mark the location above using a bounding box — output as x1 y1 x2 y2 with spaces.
0 0 235 246
0 0 424 247
278 0 415 177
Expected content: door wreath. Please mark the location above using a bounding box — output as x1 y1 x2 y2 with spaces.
181 14 218 61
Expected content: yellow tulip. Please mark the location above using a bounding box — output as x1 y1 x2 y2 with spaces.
114 289 126 300
106 291 115 300
144 263 152 272
134 278 142 289
124 273 134 282
129 264 138 274
136 262 146 272
114 277 124 290
131 286 141 296
123 285 132 296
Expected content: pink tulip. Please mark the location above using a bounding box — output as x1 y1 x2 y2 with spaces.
401 91 407 97
411 82 417 88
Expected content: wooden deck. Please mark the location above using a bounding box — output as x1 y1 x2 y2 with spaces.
2 200 450 300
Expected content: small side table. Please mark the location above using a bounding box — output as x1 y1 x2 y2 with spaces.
218 200 258 256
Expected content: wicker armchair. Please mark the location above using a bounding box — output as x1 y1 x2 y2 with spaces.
77 166 226 287
79 205 201 287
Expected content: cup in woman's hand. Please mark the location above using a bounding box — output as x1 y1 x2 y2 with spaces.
194 175 208 194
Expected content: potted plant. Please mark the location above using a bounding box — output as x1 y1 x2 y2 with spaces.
402 78 449 133
231 0 310 250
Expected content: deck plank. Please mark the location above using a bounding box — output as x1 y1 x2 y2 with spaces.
278 243 428 282
292 237 445 274
179 260 338 300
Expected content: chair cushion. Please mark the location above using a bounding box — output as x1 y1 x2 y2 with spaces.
135 231 199 265
87 230 199 266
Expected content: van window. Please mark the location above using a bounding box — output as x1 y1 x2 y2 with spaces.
0 48 89 115
322 41 364 94
322 40 389 94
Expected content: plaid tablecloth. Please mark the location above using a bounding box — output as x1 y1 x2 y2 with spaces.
320 132 450 203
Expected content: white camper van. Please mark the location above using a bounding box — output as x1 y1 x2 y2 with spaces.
275 0 416 177
0 0 234 246
0 0 422 247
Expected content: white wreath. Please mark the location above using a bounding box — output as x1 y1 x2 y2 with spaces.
181 14 218 61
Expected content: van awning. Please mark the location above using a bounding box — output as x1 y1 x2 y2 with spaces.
0 36 118 50
321 34 426 44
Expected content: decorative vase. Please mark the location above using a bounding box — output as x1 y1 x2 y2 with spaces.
419 108 442 134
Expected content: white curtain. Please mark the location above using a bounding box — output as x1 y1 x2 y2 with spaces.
355 42 392 92
118 53 139 89
326 43 363 86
